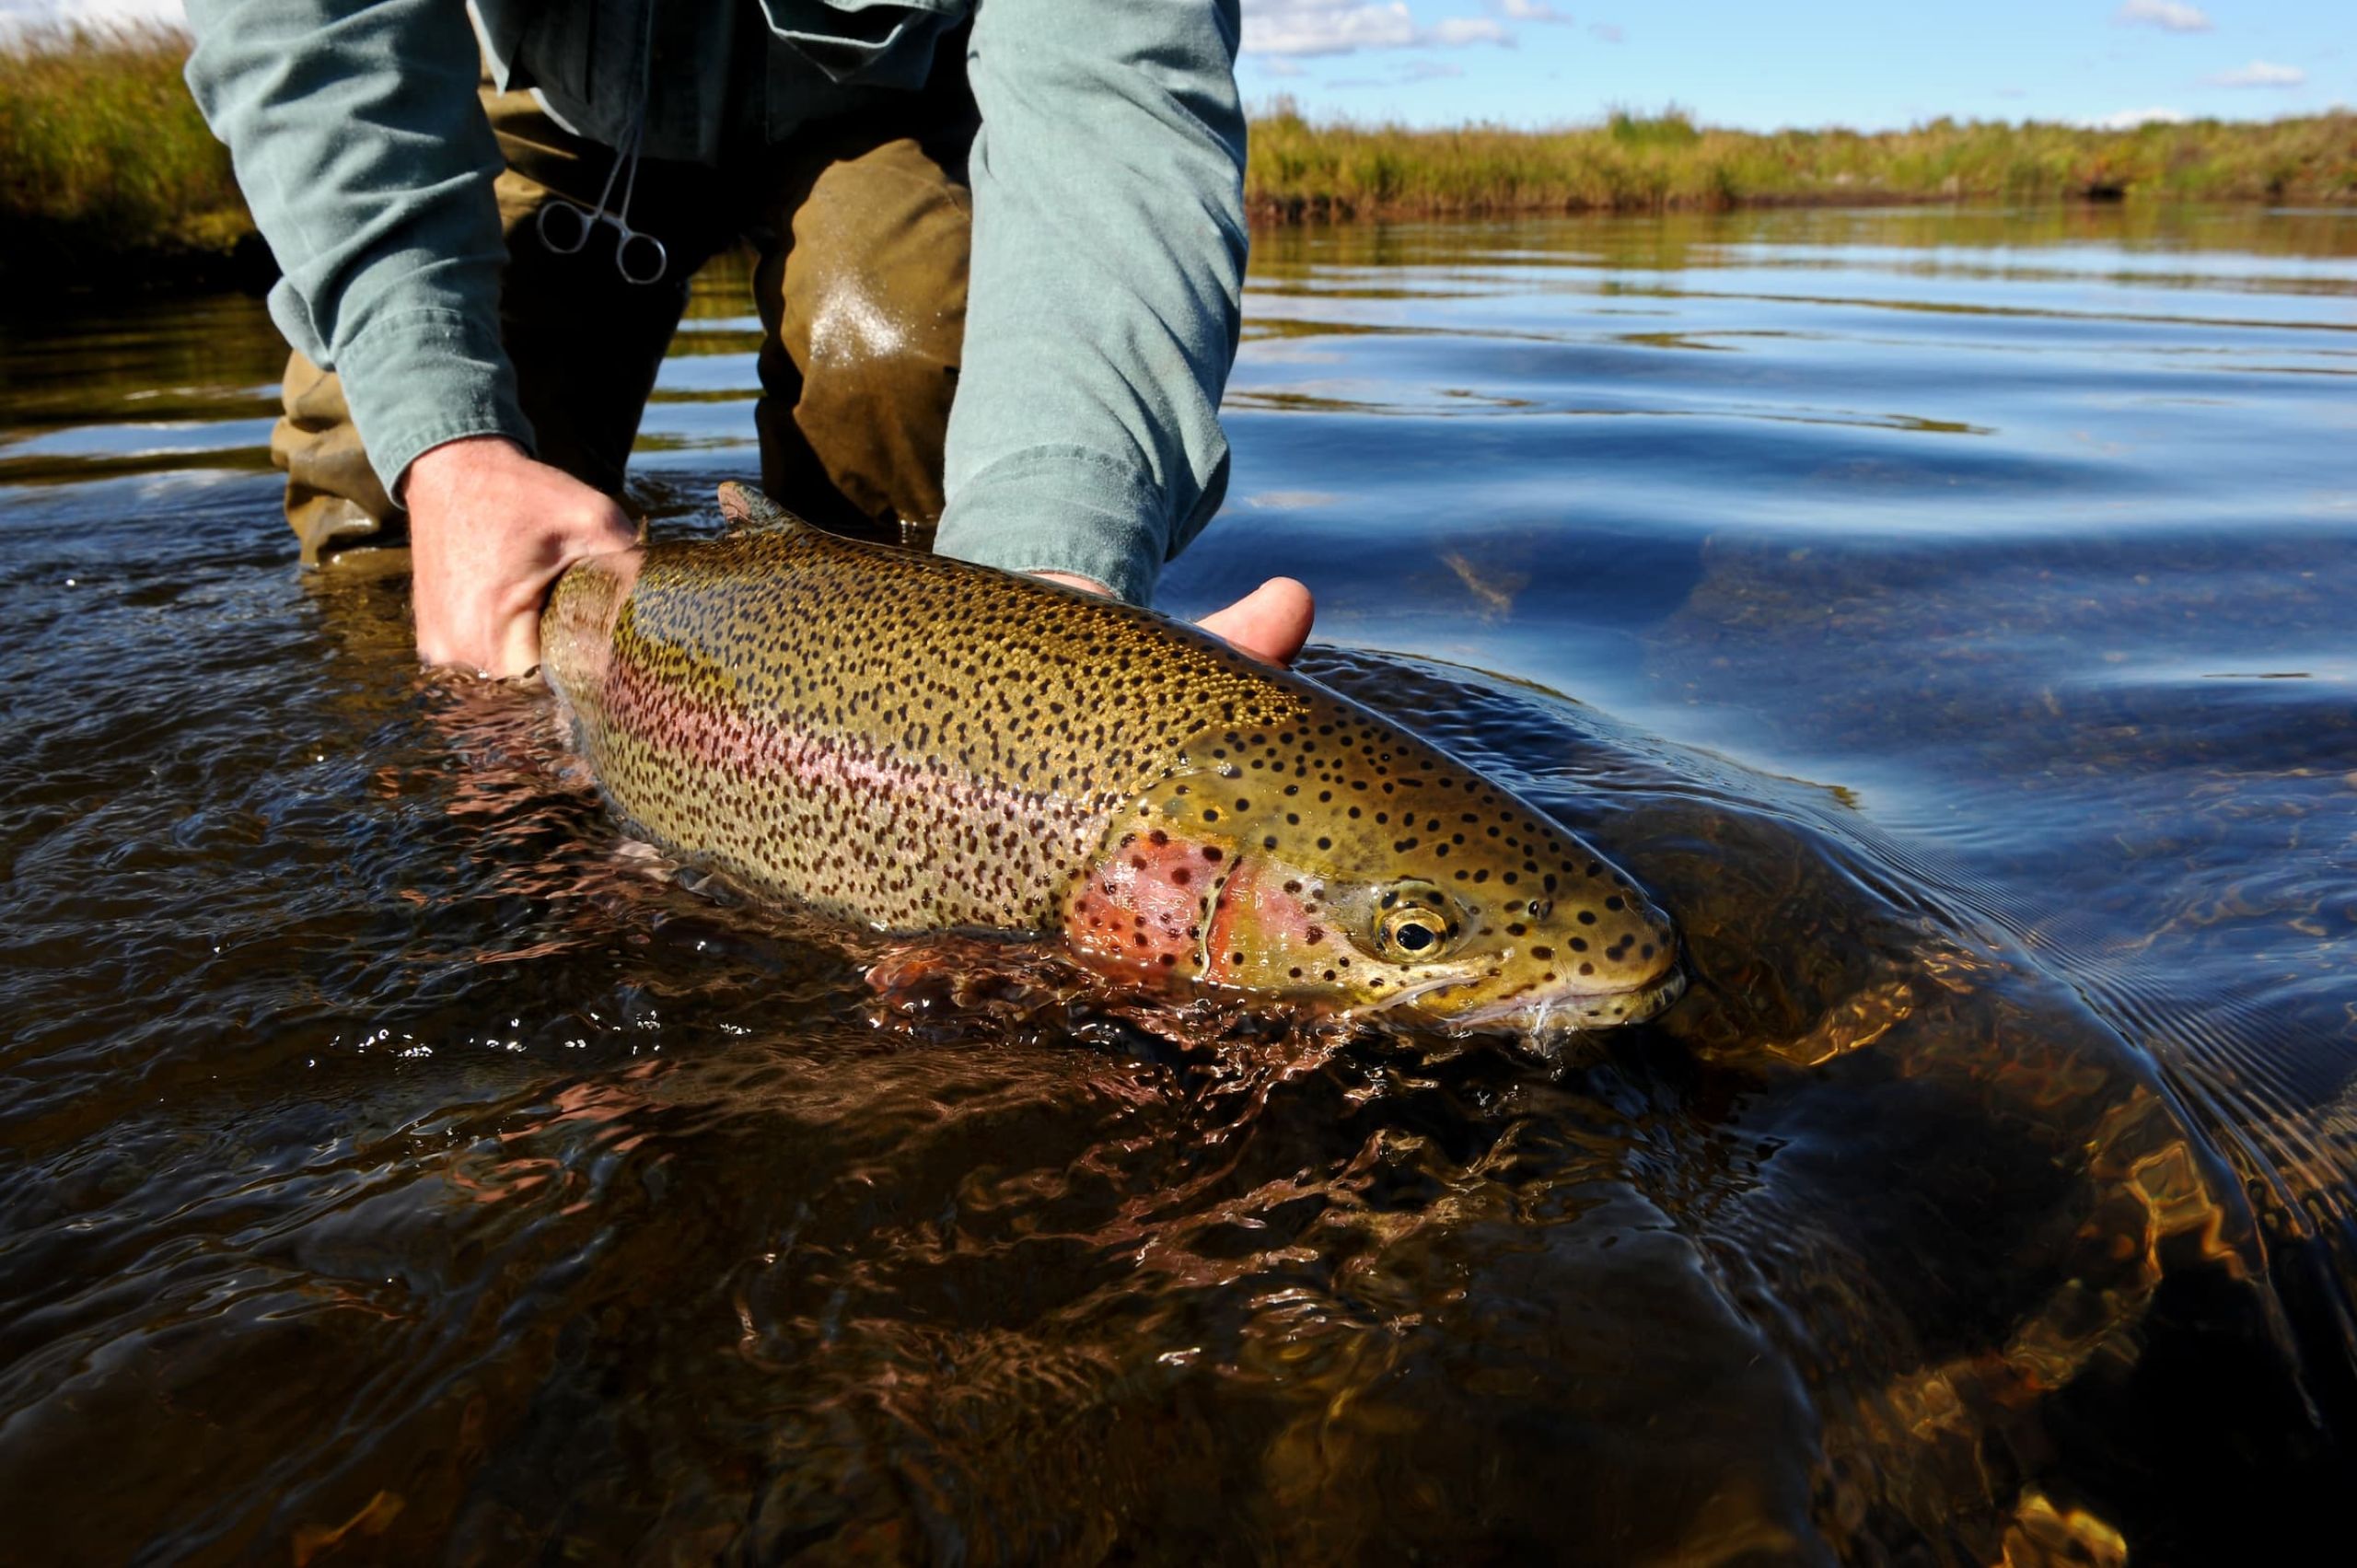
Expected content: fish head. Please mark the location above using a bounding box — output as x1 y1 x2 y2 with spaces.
1062 714 1682 1038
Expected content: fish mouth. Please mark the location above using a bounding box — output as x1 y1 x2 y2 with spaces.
1369 960 1688 1039
1488 966 1688 1038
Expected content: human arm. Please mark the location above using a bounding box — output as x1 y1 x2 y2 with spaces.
184 0 628 674
182 0 528 494
935 0 1250 609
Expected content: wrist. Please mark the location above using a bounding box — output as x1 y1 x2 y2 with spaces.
401 435 530 508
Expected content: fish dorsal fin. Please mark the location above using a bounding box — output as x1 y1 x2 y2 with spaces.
716 482 809 536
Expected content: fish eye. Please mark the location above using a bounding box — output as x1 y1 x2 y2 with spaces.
1376 904 1454 959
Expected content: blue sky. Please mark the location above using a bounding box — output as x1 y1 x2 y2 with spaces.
7 0 2350 131
1240 0 2351 129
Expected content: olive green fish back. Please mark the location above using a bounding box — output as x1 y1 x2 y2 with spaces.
542 523 1317 930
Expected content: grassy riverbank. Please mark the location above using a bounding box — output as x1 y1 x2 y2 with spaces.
1248 100 2357 218
3 25 2352 288
0 25 254 285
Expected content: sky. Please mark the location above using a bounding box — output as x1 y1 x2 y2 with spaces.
6 0 2351 132
1238 0 2351 129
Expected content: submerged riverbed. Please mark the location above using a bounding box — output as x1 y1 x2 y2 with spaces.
2 204 2353 1562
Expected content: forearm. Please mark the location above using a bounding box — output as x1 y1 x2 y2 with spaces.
183 0 528 495
936 0 1248 606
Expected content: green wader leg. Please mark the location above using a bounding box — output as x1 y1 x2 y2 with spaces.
751 119 973 551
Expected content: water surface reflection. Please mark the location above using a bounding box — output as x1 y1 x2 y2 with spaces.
1 205 2352 1562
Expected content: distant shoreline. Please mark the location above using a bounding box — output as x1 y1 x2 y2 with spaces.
5 26 2351 294
1244 99 2357 223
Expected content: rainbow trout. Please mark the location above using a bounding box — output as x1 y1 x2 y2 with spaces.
541 484 1682 1034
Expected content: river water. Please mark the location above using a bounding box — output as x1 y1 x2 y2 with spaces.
2 205 2352 1562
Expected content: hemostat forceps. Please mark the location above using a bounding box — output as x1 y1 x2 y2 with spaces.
535 111 669 285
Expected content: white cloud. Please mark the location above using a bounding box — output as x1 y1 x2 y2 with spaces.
2208 60 2305 88
1588 21 1624 43
1243 0 1512 57
1489 1 1568 21
2086 105 2189 128
1429 16 1508 46
1244 1 1415 57
2111 1 2212 34
0 0 186 30
1333 59 1472 87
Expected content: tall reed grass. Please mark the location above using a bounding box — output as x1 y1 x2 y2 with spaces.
1248 100 2357 218
0 23 247 280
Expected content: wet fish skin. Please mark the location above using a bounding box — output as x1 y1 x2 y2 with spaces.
541 484 1680 1031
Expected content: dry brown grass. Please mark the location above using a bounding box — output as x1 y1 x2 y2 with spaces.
0 22 247 280
1245 101 2357 219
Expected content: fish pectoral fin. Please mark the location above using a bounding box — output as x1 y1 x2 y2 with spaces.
1192 854 1244 976
716 482 810 537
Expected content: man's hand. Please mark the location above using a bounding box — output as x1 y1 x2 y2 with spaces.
405 436 639 677
1031 573 1315 667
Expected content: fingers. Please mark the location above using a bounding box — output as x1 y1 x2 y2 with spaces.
406 437 638 678
1024 570 1317 668
1198 576 1315 667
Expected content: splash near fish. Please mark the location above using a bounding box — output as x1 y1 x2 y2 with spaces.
540 484 1682 1036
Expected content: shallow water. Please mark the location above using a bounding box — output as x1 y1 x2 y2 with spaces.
2 204 2353 1562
